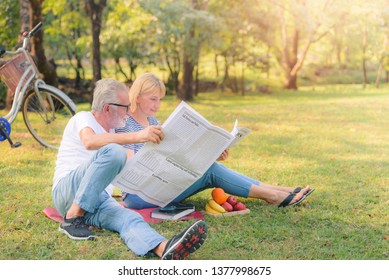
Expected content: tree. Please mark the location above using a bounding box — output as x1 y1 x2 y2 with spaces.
0 0 20 109
343 1 387 88
141 0 186 95
141 0 216 99
102 0 155 82
19 0 30 42
209 0 264 95
43 0 89 88
179 0 216 100
85 0 107 91
245 0 340 90
375 37 389 87
1 0 48 110
29 0 59 87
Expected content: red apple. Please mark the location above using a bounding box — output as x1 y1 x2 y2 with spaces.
226 195 238 206
221 201 233 212
233 202 246 211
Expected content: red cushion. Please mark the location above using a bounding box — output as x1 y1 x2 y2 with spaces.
43 203 204 224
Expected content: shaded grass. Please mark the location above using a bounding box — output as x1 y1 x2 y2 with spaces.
0 84 388 260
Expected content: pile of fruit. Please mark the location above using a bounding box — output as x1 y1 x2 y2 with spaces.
205 188 247 214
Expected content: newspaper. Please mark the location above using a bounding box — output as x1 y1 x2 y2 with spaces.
229 119 251 147
112 101 250 207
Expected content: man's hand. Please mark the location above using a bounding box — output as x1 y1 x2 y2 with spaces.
137 125 164 144
217 149 229 161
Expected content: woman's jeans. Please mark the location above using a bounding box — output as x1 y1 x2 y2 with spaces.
123 162 260 209
52 143 165 256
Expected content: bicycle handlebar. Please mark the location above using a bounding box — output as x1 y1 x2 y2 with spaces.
0 22 43 58
27 22 42 38
21 22 42 50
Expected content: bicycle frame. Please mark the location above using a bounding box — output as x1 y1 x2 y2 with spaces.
2 47 43 124
1 22 77 148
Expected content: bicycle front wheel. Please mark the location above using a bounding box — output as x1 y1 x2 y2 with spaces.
22 85 76 149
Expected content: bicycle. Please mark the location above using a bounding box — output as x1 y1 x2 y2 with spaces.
0 22 77 149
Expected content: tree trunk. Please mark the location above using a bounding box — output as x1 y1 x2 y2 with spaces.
214 54 219 77
276 1 331 90
65 47 83 88
375 63 383 88
29 0 58 87
129 62 137 82
362 25 368 88
375 37 388 88
241 61 245 96
280 18 300 90
19 0 30 37
177 0 204 100
114 57 129 82
75 56 84 88
284 73 298 90
5 0 30 110
178 53 195 101
165 54 180 95
221 55 229 91
194 63 199 96
85 0 107 95
281 30 315 90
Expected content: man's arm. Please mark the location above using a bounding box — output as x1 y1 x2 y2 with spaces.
80 125 164 150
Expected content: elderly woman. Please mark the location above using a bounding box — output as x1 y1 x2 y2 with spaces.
115 73 314 209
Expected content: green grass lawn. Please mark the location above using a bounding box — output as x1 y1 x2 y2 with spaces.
0 84 388 260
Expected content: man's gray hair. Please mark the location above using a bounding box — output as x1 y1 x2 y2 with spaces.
91 78 128 111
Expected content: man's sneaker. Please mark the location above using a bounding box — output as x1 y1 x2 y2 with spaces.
58 216 95 241
161 220 207 260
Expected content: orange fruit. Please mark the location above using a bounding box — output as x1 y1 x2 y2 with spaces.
211 188 227 205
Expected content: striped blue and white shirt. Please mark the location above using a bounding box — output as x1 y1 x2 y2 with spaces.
115 116 160 153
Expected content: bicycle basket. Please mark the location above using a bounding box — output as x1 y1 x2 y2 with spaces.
0 53 38 94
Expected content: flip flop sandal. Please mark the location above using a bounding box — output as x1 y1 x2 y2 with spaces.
278 192 296 207
303 188 315 198
279 188 316 207
292 187 302 193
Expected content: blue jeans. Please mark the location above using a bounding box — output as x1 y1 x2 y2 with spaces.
52 143 165 256
123 162 260 209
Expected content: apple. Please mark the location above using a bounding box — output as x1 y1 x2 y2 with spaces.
221 201 233 212
226 195 238 206
233 202 246 211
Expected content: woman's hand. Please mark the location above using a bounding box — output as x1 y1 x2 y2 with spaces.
217 149 229 161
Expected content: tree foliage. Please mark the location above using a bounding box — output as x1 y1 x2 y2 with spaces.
0 0 19 49
43 0 89 87
102 0 156 82
2 0 389 102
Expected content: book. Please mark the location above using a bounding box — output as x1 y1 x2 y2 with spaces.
151 204 195 220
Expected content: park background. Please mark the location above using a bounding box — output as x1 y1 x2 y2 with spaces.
0 0 388 260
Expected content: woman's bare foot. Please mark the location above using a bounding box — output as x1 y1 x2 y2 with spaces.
248 184 313 206
258 183 311 194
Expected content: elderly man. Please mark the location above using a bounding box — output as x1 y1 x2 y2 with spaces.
52 78 207 260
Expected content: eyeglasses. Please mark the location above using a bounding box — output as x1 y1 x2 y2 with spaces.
108 103 130 113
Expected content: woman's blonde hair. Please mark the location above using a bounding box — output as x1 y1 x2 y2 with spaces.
129 73 166 113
